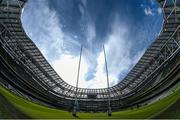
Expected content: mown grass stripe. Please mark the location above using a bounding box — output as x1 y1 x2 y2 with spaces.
0 86 179 119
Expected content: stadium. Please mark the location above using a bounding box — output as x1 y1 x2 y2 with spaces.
0 0 180 119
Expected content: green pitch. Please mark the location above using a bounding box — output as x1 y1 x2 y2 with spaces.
0 85 179 119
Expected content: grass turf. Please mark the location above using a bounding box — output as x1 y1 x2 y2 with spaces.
0 94 30 119
154 99 180 119
0 86 179 119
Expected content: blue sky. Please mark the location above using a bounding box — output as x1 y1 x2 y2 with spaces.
22 0 163 88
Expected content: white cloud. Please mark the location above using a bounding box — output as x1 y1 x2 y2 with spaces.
87 51 110 88
144 7 154 16
79 4 85 15
103 16 145 86
52 54 88 88
157 7 162 15
86 22 96 48
105 23 132 85
150 0 155 5
22 0 106 88
141 2 162 16
79 0 88 16
140 4 144 7
22 0 65 61
81 0 87 7
52 53 108 88
22 1 145 89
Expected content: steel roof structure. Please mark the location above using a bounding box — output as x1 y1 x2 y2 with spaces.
0 0 180 112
